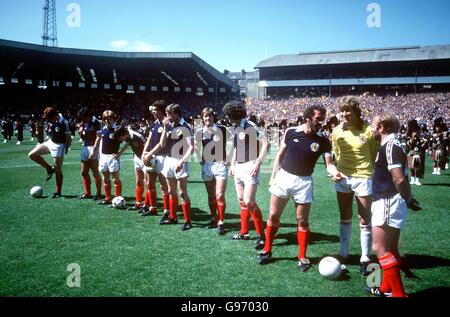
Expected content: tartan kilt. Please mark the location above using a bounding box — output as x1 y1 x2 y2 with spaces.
408 154 422 170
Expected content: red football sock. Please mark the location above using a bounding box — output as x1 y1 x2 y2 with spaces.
248 203 265 236
239 202 250 235
150 190 157 209
104 182 112 200
208 197 218 221
297 224 310 259
114 180 122 197
217 198 226 222
182 200 191 223
135 185 144 206
143 188 150 207
263 220 279 254
162 193 170 211
82 175 91 195
379 252 406 297
169 196 179 220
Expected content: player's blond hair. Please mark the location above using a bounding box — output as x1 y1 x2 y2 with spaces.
377 112 400 134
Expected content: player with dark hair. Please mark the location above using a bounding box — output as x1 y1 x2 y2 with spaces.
259 105 341 271
223 100 269 250
90 110 125 205
159 103 194 230
77 107 102 200
331 96 378 276
28 107 71 198
367 112 421 297
195 107 230 235
141 101 170 217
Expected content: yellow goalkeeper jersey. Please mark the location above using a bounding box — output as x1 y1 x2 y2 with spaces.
331 122 379 178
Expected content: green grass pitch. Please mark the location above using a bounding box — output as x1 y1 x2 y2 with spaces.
1 133 449 297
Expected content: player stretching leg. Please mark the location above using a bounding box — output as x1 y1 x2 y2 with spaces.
28 107 71 198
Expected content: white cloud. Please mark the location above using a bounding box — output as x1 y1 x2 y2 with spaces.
110 40 129 49
109 40 163 52
130 41 164 52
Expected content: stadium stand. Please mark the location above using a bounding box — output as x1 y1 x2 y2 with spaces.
0 39 239 120
255 45 450 99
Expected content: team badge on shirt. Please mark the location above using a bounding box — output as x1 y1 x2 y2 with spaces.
158 127 163 133
55 127 60 132
310 142 320 152
109 133 115 139
358 135 368 144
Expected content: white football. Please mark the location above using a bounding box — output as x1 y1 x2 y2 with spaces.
112 196 126 209
318 256 342 280
30 186 43 198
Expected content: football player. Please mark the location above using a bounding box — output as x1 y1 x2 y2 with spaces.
158 103 194 230
77 107 102 200
142 101 170 218
195 107 229 235
331 96 378 276
115 125 150 210
28 107 71 198
367 112 421 297
259 105 341 271
223 100 269 250
90 110 125 205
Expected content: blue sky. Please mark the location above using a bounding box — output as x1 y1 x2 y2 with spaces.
1 0 449 72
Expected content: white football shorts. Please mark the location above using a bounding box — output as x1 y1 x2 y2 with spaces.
335 176 373 196
234 160 260 186
44 139 65 158
99 154 120 173
371 193 408 229
162 156 190 179
270 168 313 204
202 161 228 182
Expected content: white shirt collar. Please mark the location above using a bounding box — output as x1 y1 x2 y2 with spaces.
381 133 397 146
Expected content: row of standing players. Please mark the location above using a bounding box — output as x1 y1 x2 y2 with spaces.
28 97 429 297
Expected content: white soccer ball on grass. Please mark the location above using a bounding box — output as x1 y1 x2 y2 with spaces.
111 196 126 209
30 186 43 198
318 256 342 280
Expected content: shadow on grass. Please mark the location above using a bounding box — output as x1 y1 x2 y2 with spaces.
402 253 450 270
273 231 339 247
